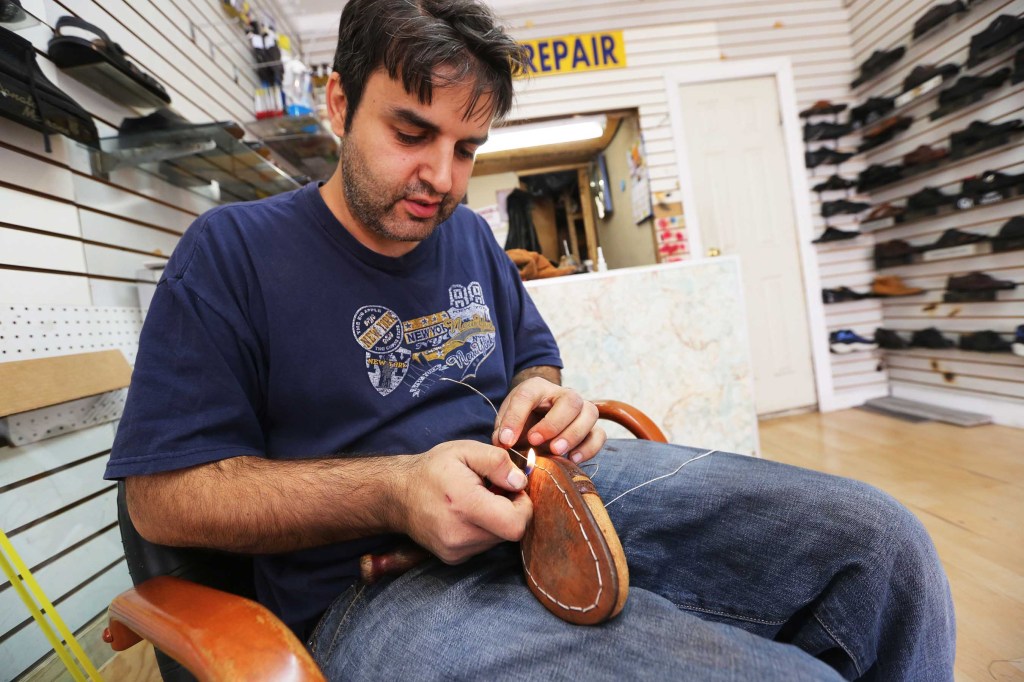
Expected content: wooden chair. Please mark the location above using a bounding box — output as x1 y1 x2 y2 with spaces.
104 401 667 682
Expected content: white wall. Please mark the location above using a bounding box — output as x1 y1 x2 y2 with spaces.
834 0 1024 423
0 0 301 677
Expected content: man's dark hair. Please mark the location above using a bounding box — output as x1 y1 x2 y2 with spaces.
332 0 524 130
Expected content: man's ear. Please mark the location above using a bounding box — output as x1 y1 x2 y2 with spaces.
326 72 348 137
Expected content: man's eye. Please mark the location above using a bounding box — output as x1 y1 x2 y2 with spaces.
396 132 424 144
457 147 476 160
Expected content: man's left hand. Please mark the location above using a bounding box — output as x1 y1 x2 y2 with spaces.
493 377 605 463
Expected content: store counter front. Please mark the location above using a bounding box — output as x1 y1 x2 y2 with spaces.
525 256 758 455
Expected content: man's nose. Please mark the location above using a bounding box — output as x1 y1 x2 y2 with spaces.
418 147 454 196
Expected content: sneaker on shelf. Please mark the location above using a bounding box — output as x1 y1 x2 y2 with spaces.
1013 324 1024 357
875 327 910 350
910 327 955 349
872 275 924 297
959 330 1012 352
812 174 857 192
946 271 1017 291
830 329 879 353
813 227 860 243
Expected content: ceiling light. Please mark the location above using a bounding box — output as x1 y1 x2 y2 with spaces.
477 115 606 155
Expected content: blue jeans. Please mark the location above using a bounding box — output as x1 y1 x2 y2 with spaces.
309 441 955 680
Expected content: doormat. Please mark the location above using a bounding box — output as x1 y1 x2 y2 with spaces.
856 404 931 423
863 397 992 427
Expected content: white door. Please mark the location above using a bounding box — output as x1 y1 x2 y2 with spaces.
673 76 816 415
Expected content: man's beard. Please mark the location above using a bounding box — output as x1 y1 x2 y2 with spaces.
340 137 460 243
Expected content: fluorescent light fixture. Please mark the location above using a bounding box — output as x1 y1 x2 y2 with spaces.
477 115 606 155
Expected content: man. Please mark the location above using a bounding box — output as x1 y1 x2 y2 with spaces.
105 0 955 679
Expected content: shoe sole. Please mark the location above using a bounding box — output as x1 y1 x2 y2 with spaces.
1013 342 1024 357
831 342 879 353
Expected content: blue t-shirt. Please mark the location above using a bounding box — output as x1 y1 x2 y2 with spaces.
105 182 562 638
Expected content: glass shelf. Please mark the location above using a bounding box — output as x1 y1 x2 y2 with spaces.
0 1 40 31
247 115 339 181
93 123 301 202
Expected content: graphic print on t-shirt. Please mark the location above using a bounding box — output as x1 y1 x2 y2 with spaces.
351 282 496 397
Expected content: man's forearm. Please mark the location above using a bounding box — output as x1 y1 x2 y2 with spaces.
511 365 561 388
126 454 415 554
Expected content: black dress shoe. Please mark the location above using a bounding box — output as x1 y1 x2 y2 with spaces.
857 164 903 191
907 187 957 212
960 330 1012 352
950 119 1023 150
968 14 1024 66
806 148 854 168
993 216 1024 252
822 199 871 217
910 327 955 348
913 1 966 39
938 69 1011 106
853 47 906 87
903 63 960 91
947 271 1017 291
813 227 860 243
850 97 895 128
813 175 856 192
804 122 853 142
875 328 910 349
924 228 989 251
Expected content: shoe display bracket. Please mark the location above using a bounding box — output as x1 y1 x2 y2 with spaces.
245 115 339 181
92 124 301 202
920 241 993 262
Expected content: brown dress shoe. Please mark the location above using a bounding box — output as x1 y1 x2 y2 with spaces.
522 455 628 625
866 203 906 221
903 144 949 166
872 275 924 296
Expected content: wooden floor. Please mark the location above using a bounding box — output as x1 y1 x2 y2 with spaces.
100 409 1024 681
760 409 1024 682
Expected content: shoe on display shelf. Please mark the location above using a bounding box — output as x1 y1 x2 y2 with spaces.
1013 324 1024 357
923 228 990 251
946 271 1017 292
800 100 848 118
967 14 1024 66
906 186 957 214
812 174 856 192
804 122 853 142
913 1 967 40
805 147 855 169
865 203 906 221
957 170 1024 209
875 328 910 350
902 144 948 167
874 239 915 267
872 275 924 297
821 199 871 218
959 330 1012 353
830 329 879 353
902 63 960 92
993 216 1024 252
850 96 895 128
857 163 904 191
852 47 906 88
813 227 861 244
910 327 955 349
822 287 872 304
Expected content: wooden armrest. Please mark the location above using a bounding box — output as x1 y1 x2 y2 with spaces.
594 400 668 443
105 576 324 682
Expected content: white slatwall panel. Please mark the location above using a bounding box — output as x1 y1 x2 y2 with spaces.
0 0 299 676
847 0 1024 425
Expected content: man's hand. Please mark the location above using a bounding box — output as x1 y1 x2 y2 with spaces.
493 376 606 464
398 441 533 564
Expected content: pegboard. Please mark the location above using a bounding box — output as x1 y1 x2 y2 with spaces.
0 306 143 365
0 389 127 447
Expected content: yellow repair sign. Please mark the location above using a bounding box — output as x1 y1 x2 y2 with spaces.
519 30 626 77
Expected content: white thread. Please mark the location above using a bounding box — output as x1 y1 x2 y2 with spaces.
520 458 604 613
439 377 528 465
603 450 718 507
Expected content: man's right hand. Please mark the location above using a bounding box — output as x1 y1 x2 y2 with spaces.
397 441 533 564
